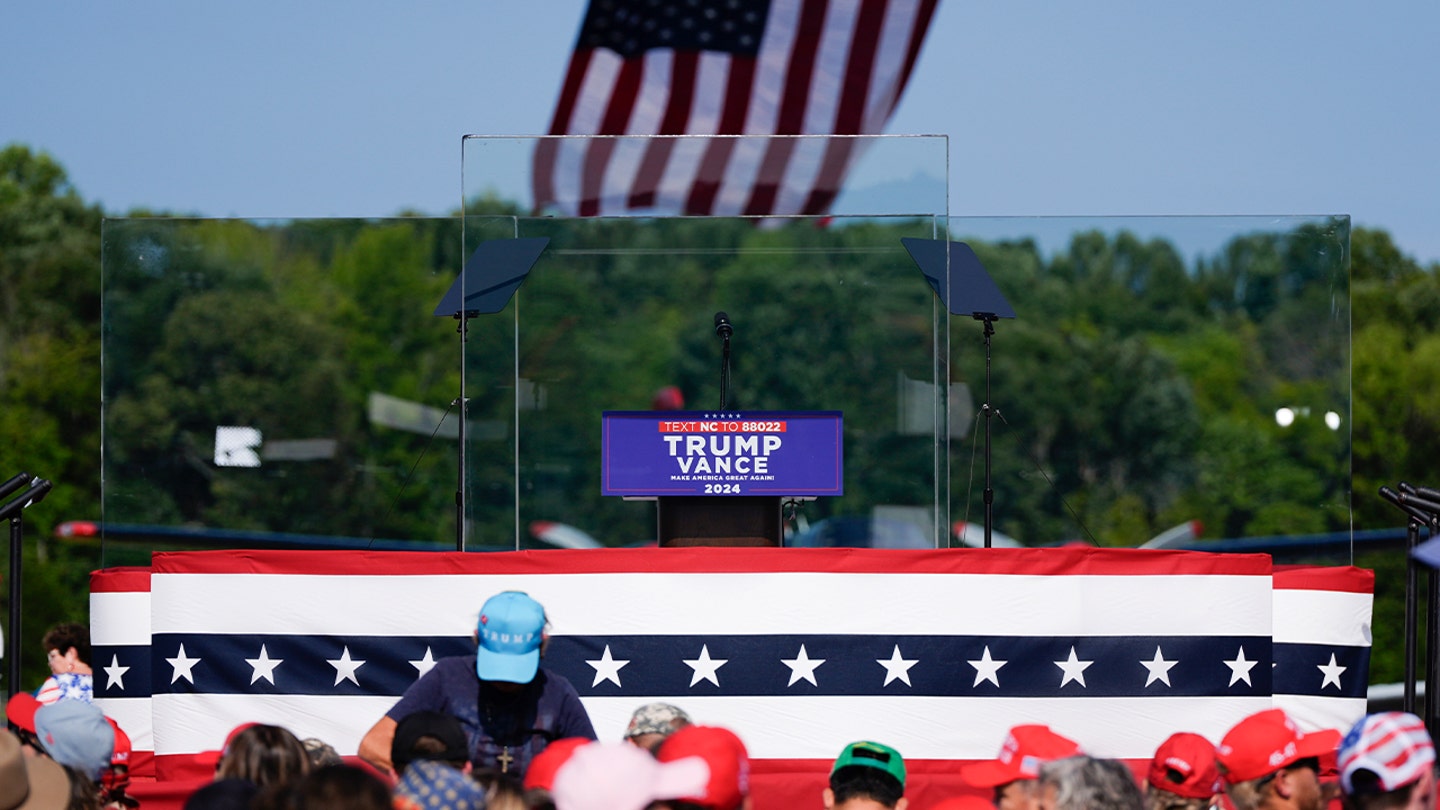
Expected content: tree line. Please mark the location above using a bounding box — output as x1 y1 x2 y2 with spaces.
2 143 1437 687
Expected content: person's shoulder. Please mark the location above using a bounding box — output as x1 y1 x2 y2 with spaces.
538 667 581 693
34 675 62 704
430 655 480 677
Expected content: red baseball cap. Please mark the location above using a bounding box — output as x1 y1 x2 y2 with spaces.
1217 708 1341 784
107 717 132 766
960 725 1082 788
1148 732 1221 799
5 693 39 733
930 798 997 810
656 725 751 810
523 737 593 791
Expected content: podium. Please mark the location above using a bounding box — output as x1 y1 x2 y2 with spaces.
657 496 782 547
601 411 844 548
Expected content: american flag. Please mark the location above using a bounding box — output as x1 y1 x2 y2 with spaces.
531 0 939 217
92 548 1371 808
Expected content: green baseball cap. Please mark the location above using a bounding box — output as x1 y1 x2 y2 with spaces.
832 740 906 788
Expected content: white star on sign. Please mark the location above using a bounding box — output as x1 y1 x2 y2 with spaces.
877 645 918 687
683 645 728 687
1140 646 1178 687
409 647 437 678
587 645 630 687
166 644 201 684
1054 646 1093 688
1318 653 1347 690
782 644 826 687
104 654 130 691
327 646 366 686
246 645 283 685
968 646 1007 688
1225 646 1258 687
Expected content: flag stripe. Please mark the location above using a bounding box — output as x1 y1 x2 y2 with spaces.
627 51 698 208
149 570 1273 636
94 644 153 697
583 695 1276 760
90 566 152 593
533 0 938 216
92 591 152 646
152 693 394 759
735 0 828 214
833 0 885 134
1275 564 1377 593
145 691 1275 763
143 632 1275 698
1276 695 1370 739
1273 590 1375 646
1272 642 1370 699
151 547 1272 576
533 46 595 211
888 0 936 123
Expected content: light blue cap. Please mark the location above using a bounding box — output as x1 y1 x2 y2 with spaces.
476 591 545 683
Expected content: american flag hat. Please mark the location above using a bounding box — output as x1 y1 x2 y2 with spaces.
1339 712 1436 795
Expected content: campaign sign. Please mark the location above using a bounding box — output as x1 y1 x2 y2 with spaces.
601 411 843 497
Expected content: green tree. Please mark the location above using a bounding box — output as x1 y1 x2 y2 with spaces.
0 144 106 690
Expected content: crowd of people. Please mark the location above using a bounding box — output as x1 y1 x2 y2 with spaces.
3 593 1437 810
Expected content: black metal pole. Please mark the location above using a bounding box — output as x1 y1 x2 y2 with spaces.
1429 571 1439 739
719 335 731 412
981 317 995 549
7 514 20 699
1429 515 1440 742
455 315 468 553
1407 517 1421 713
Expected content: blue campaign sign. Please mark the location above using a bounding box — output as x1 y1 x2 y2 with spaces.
601 411 844 497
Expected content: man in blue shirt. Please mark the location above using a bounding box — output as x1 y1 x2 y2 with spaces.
357 591 596 778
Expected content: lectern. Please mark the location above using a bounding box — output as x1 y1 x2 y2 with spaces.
657 496 783 547
600 411 844 547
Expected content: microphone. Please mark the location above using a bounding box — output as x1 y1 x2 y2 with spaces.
0 478 51 522
1381 485 1434 526
714 311 733 339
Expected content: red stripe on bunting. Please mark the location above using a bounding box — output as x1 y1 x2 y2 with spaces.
90 566 152 592
1273 565 1376 593
151 547 1273 577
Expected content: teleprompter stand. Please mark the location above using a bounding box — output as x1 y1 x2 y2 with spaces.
901 238 1016 549
434 237 549 551
1384 482 1440 742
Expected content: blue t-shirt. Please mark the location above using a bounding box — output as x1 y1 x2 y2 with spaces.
386 656 596 776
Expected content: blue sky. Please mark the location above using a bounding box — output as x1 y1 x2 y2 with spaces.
5 1 1437 264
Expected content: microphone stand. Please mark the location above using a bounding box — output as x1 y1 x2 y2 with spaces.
2 472 51 699
1385 483 1440 739
715 313 733 411
720 334 731 411
977 314 998 549
454 312 473 552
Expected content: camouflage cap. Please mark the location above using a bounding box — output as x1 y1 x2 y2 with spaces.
626 702 692 739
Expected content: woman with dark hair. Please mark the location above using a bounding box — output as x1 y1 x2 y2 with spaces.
214 724 312 789
38 622 94 705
